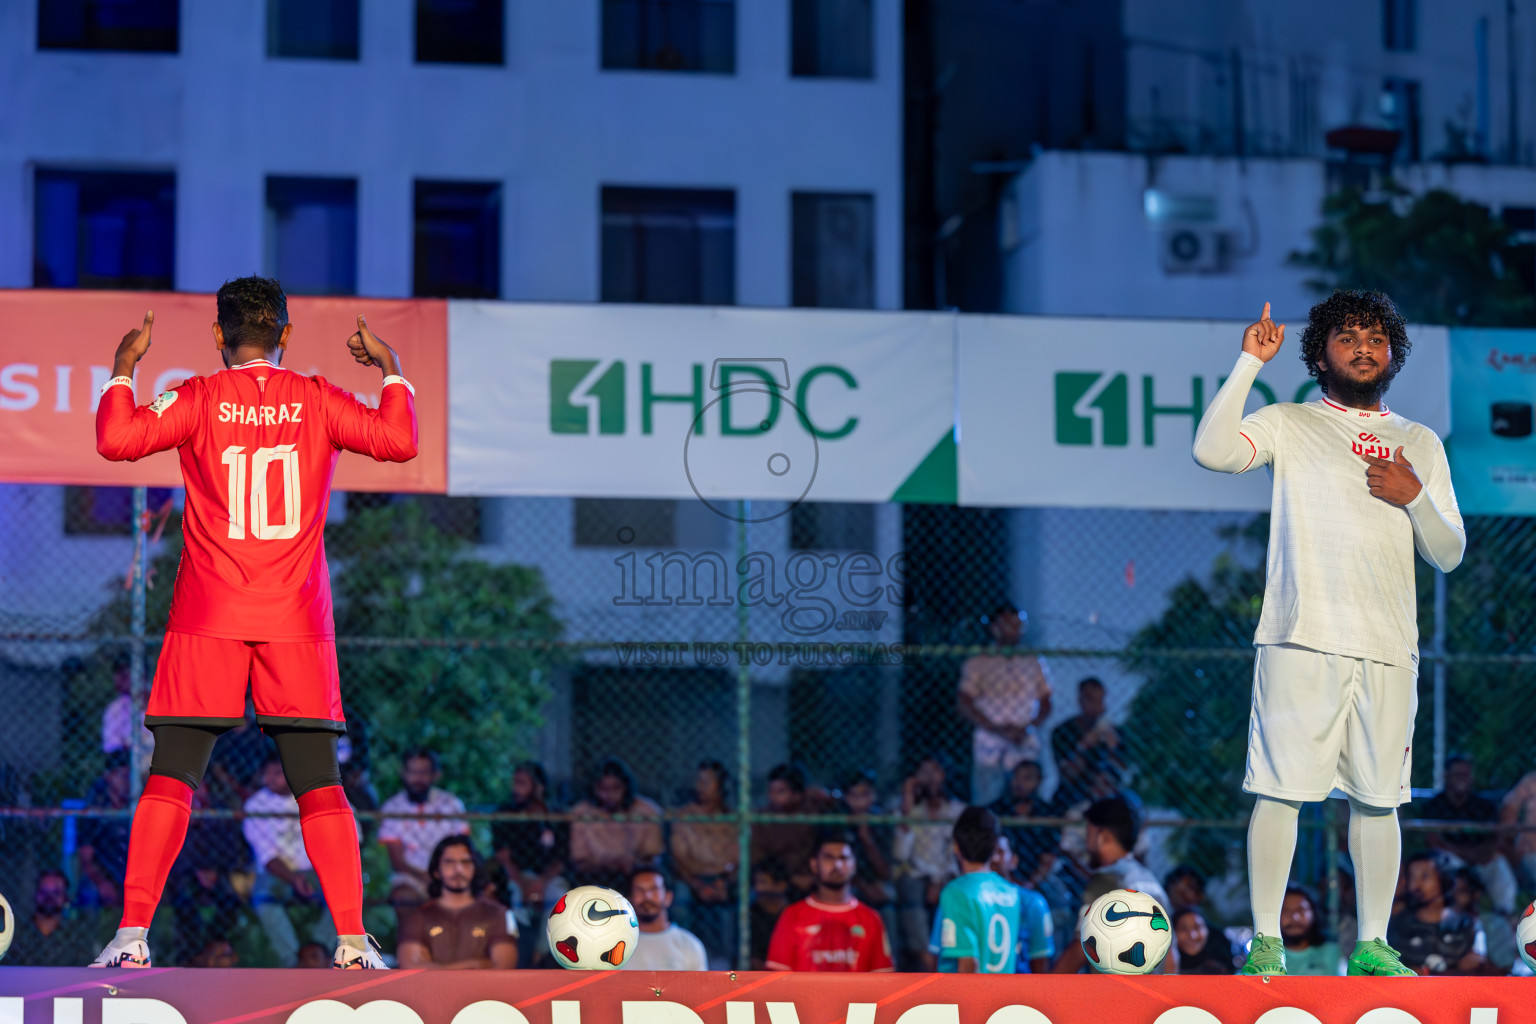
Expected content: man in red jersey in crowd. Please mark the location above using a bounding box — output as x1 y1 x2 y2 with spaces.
766 830 894 972
90 277 418 969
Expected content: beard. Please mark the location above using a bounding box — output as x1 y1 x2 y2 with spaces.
441 879 472 895
1319 359 1396 408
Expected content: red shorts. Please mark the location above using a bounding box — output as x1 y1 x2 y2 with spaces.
146 631 345 733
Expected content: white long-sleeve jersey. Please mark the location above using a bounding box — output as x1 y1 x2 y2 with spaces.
1193 353 1464 670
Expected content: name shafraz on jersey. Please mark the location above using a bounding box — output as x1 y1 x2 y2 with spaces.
1194 353 1464 670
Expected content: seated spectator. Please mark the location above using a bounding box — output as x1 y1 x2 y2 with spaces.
766 830 894 972
1451 868 1516 974
243 754 341 967
1052 796 1169 974
341 757 381 847
1387 852 1487 976
1500 763 1536 891
842 771 896 919
987 761 1060 887
956 603 1053 806
493 761 569 920
1278 885 1340 976
1171 909 1234 974
1163 864 1236 969
189 938 239 968
397 836 517 969
1421 754 1516 914
297 941 332 969
205 710 270 809
568 757 664 892
669 760 736 965
620 867 709 971
100 650 153 765
78 750 133 910
752 763 820 897
894 754 965 970
749 862 792 971
1049 677 1124 809
168 818 247 967
1 869 103 966
379 749 471 909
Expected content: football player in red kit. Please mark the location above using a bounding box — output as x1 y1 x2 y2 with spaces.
90 277 418 969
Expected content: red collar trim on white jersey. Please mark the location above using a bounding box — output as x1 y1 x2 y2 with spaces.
230 359 286 372
805 897 861 913
1321 396 1391 419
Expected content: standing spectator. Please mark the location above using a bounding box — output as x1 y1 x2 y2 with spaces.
1049 678 1123 809
893 755 965 969
243 755 342 967
1170 909 1233 974
751 763 819 896
78 750 133 909
842 770 896 939
1388 853 1487 975
1 870 103 966
987 761 1060 887
1421 755 1516 914
766 830 894 972
620 868 709 971
397 836 516 969
1279 885 1342 976
492 762 569 922
568 757 664 891
748 862 792 971
957 603 1053 806
296 941 332 968
379 749 471 909
100 650 153 765
1051 796 1168 974
669 760 736 965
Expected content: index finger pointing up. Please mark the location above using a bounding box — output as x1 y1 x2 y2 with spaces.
1262 301 1271 321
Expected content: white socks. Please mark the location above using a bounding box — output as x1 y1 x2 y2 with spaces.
1348 798 1400 944
1248 796 1302 937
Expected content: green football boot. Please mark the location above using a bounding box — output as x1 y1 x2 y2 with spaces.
1240 934 1287 976
1347 938 1417 976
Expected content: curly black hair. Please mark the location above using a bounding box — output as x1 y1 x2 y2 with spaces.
216 275 288 351
1298 290 1410 395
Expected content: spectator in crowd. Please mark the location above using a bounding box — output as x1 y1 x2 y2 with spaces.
189 939 238 968
296 941 332 968
1049 678 1124 809
100 650 153 762
766 829 894 972
1388 852 1487 976
78 750 133 909
1163 864 1236 970
620 867 709 971
1279 885 1341 976
1171 909 1233 974
397 836 516 969
929 808 1019 974
1052 796 1169 974
1 869 103 966
751 763 820 896
894 754 966 969
1500 761 1536 891
987 761 1060 887
957 603 1053 806
669 760 736 965
379 749 471 909
1452 868 1516 974
243 754 342 967
206 709 272 809
341 751 381 846
169 796 247 966
493 761 569 928
568 757 664 892
1421 755 1516 914
749 862 793 971
842 770 896 937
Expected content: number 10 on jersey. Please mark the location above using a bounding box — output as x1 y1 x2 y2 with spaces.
222 445 301 540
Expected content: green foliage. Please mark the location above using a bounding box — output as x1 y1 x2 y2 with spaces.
1290 184 1536 327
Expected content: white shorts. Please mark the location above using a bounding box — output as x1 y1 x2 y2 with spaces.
1244 643 1417 808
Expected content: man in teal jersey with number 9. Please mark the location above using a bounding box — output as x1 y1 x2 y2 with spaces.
933 807 1022 973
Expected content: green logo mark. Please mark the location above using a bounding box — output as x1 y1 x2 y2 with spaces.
1055 372 1129 446
551 359 626 435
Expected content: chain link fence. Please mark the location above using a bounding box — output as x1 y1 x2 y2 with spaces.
2 484 1533 970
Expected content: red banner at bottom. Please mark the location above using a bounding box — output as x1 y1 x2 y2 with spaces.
0 969 1520 1024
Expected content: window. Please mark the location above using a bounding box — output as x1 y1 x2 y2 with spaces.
602 0 734 74
792 192 874 308
413 181 501 298
790 502 876 551
602 187 735 305
416 0 503 64
575 498 676 547
268 0 359 60
34 169 175 290
1381 78 1421 162
64 486 173 536
266 177 357 296
791 0 872 79
343 493 484 543
1383 0 1415 52
38 0 178 52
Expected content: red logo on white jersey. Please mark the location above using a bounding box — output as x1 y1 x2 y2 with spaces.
1359 432 1380 443
1352 432 1391 459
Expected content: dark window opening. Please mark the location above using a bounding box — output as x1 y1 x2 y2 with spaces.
791 0 872 79
574 498 676 548
416 0 503 64
34 169 175 290
1383 0 1416 52
790 502 876 551
65 487 174 536
38 0 178 52
266 177 357 296
792 192 875 308
414 180 501 299
602 0 735 74
602 186 735 305
268 0 359 60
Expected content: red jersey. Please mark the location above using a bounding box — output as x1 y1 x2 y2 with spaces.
765 897 894 972
96 359 417 641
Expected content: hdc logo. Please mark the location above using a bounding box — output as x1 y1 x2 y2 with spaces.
1054 370 1320 447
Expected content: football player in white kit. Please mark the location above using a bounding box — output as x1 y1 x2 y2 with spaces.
1192 292 1465 976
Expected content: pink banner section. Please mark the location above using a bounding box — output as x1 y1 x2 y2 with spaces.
0 969 1522 1024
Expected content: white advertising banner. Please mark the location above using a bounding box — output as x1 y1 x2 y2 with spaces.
957 316 1450 510
449 302 957 507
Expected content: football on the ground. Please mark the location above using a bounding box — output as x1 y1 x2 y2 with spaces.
546 885 639 970
1518 902 1536 971
1080 887 1172 975
0 889 13 962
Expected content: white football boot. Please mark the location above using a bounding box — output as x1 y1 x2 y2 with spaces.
89 928 152 968
333 934 389 969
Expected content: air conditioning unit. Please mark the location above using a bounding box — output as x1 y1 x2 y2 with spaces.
1159 227 1228 274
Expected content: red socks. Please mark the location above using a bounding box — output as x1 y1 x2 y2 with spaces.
298 785 365 936
120 775 193 929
